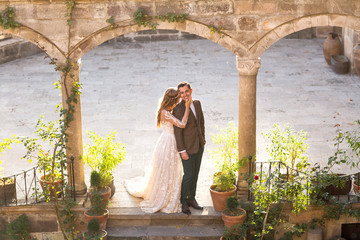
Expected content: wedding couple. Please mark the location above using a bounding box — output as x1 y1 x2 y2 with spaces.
125 81 205 214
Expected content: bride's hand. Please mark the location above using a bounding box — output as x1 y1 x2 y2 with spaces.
185 96 192 108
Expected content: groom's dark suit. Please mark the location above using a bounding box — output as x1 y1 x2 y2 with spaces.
173 99 205 205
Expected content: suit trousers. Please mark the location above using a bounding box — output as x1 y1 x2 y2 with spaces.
180 146 204 204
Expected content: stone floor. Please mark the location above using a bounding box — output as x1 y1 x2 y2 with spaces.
0 38 359 208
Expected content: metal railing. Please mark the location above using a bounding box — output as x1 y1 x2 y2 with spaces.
0 159 75 207
247 160 360 203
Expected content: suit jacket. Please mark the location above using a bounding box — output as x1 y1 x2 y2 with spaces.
173 99 205 154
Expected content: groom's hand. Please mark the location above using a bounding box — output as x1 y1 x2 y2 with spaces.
181 152 189 160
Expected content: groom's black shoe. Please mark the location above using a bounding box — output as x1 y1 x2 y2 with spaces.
187 199 203 210
182 203 191 215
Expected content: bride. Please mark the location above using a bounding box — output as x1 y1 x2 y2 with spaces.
125 87 191 213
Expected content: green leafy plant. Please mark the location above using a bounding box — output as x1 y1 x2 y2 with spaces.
88 191 108 216
263 123 309 177
209 122 243 192
0 7 19 29
3 214 37 240
83 218 106 240
84 131 125 176
106 16 115 29
223 196 245 216
208 24 225 38
90 170 111 191
222 222 248 240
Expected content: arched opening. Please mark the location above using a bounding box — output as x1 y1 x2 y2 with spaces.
79 30 239 206
256 23 360 174
0 35 60 176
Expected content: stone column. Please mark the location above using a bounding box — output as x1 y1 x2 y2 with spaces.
236 57 261 200
60 58 87 195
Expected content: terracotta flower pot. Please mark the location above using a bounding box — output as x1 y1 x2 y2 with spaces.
39 175 63 198
88 186 111 204
323 32 343 65
353 181 359 194
83 229 107 240
221 208 246 228
209 184 237 212
84 209 109 231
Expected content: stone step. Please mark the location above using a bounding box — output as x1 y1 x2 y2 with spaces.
107 207 223 227
106 225 224 240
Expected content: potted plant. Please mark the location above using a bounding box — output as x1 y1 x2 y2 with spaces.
221 196 246 228
83 131 126 198
84 171 110 230
88 170 111 204
83 218 107 240
208 123 243 212
221 222 247 240
2 214 38 240
84 189 109 231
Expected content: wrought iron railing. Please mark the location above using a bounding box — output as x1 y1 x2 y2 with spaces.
0 159 75 207
248 160 360 203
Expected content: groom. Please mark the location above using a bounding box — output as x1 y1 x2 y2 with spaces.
173 81 206 215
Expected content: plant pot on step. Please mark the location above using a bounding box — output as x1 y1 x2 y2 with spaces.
88 186 111 204
221 208 246 228
0 178 16 206
84 209 109 231
209 184 237 212
83 229 108 240
39 174 63 198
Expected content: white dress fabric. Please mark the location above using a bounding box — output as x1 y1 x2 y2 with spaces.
124 110 187 213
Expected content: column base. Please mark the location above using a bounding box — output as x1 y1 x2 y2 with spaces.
74 183 87 196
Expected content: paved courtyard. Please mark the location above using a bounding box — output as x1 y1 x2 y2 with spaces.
0 38 359 207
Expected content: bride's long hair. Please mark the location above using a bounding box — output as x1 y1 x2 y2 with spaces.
156 88 179 127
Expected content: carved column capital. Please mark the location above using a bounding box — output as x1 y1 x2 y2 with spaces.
236 57 261 76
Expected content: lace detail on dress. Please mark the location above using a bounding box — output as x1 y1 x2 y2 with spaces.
124 117 182 213
162 110 187 128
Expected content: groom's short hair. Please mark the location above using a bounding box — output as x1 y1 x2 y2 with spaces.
178 81 191 90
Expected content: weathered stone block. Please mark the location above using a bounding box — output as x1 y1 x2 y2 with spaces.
304 3 328 15
107 2 153 19
293 16 312 33
311 14 329 28
234 1 276 15
155 1 192 16
194 0 233 16
237 16 258 31
15 5 36 19
278 2 298 14
27 214 58 232
195 16 236 31
72 4 95 19
261 16 293 31
35 4 67 19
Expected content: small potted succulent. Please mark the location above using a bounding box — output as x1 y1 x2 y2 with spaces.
83 218 107 240
221 196 246 228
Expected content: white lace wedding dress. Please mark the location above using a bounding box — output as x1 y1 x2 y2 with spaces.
124 110 187 213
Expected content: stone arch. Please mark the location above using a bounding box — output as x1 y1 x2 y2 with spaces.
249 13 360 58
1 25 66 62
69 19 248 60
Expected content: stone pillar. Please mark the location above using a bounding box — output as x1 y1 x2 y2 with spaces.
60 58 87 195
236 57 261 200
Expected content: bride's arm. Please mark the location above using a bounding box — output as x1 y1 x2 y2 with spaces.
162 106 190 128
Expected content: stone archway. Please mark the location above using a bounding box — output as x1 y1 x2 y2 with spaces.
250 13 360 58
68 19 248 60
1 25 66 62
